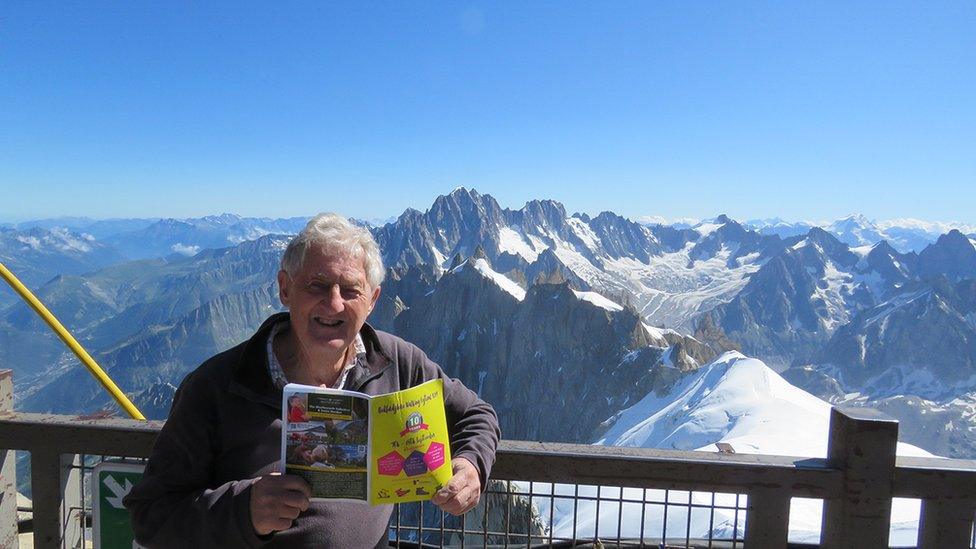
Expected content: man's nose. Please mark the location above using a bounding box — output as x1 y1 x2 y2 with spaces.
323 285 345 312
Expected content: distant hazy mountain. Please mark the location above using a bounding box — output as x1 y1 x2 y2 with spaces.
0 227 127 306
743 217 817 239
102 214 308 259
8 235 290 412
13 217 159 239
743 214 976 253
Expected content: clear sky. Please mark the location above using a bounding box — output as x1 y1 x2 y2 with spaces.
1 2 974 224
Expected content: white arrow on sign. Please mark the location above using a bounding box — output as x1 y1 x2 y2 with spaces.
103 474 135 510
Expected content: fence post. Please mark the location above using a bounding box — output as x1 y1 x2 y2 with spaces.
31 448 61 549
917 498 976 549
744 488 791 548
61 454 83 548
0 369 17 548
30 450 83 549
820 407 898 549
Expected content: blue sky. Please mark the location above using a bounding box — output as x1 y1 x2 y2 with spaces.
1 2 974 223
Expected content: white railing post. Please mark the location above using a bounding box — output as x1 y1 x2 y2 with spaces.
820 407 898 549
0 369 18 548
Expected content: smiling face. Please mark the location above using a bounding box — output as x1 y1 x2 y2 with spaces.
277 245 381 368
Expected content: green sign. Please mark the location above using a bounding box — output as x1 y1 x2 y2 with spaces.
93 461 146 549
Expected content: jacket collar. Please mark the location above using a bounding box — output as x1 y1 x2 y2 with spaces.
228 312 394 409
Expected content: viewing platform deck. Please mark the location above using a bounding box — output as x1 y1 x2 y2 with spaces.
2 368 976 548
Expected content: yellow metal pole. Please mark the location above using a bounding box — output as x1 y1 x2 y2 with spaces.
0 261 146 420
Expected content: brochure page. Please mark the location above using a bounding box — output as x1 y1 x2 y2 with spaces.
282 386 370 501
368 378 453 505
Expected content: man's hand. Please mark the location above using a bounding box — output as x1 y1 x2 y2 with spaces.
431 457 481 515
249 473 311 536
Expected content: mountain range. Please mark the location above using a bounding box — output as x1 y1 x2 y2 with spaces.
3 188 976 461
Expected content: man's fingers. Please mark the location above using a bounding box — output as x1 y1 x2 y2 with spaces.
435 483 480 515
432 476 462 504
278 490 310 511
278 503 302 520
250 474 312 535
280 474 313 498
448 485 479 514
269 517 293 531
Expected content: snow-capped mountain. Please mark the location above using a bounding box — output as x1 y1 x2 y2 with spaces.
550 352 937 544
371 250 715 442
744 215 976 253
743 217 818 239
702 228 896 369
374 189 772 330
825 214 888 249
878 219 976 253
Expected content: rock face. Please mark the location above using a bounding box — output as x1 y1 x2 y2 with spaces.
812 279 976 394
703 228 913 369
372 255 714 442
916 230 976 282
372 188 781 330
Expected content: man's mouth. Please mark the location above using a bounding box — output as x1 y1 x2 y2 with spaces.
314 317 343 328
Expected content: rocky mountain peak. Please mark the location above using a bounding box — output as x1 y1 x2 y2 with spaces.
198 213 243 226
799 227 852 260
929 229 974 253
917 229 976 281
868 240 898 257
833 213 871 228
520 199 568 231
471 245 489 261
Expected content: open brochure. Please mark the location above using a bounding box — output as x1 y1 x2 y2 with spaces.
281 378 453 505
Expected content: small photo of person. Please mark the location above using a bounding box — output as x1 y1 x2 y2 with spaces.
285 426 331 468
287 393 309 423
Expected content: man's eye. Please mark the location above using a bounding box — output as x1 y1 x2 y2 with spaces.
341 288 362 299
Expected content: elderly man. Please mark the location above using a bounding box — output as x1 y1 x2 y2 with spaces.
125 213 500 548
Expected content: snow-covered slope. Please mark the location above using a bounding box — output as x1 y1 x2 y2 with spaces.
536 352 937 545
469 258 526 301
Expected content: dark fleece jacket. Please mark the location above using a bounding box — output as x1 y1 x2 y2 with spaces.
124 313 500 548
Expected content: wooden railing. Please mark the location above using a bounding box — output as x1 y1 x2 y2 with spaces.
2 368 976 548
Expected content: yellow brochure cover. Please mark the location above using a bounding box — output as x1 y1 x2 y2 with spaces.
368 378 453 505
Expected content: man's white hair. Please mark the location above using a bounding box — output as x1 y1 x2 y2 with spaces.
280 213 385 288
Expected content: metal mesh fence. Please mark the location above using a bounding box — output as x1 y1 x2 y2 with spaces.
35 453 976 548
388 480 748 548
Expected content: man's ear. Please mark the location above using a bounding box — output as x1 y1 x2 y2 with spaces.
368 285 381 313
277 270 291 308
